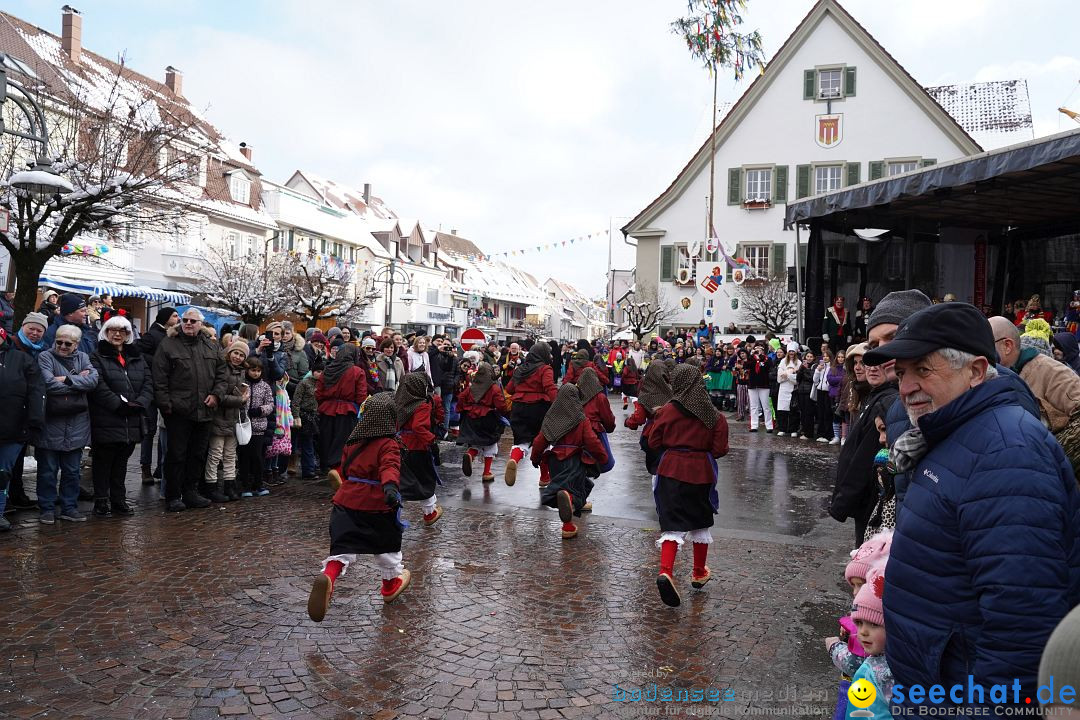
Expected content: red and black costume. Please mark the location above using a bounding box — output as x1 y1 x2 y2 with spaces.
394 372 444 524
505 343 558 485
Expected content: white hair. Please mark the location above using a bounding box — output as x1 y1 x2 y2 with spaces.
98 314 134 344
936 348 998 378
55 324 82 343
181 308 204 321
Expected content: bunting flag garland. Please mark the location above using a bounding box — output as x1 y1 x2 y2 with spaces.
60 242 110 257
286 248 356 272
459 228 611 264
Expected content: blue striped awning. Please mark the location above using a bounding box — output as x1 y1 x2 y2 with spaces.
38 275 190 304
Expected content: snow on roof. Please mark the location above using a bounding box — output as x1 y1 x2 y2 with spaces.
926 80 1034 151
295 171 398 221
545 278 593 311
261 183 391 259
446 253 543 305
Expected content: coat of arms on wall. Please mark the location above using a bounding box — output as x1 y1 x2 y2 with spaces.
815 113 843 148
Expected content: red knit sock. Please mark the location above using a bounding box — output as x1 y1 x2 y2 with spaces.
692 543 708 576
467 448 478 459
509 447 524 463
483 456 493 475
323 560 344 582
659 540 678 577
539 458 550 484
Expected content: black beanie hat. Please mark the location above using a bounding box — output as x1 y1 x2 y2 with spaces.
154 307 177 326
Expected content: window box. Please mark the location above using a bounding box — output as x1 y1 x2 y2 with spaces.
742 198 772 210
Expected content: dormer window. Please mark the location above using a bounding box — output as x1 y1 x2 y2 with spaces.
227 172 251 204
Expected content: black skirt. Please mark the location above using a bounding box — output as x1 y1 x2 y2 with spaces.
639 433 662 476
319 413 356 470
399 448 439 501
622 383 638 398
539 455 595 516
329 503 402 555
653 475 715 532
510 400 550 445
459 410 505 447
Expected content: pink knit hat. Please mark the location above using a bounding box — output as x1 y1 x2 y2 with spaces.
844 529 893 584
851 567 885 626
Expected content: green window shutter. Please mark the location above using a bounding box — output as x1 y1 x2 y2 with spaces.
660 246 674 282
727 167 741 205
845 162 861 186
920 158 937 167
844 67 856 97
771 243 787 280
773 165 789 204
803 69 816 100
869 161 884 181
795 164 811 199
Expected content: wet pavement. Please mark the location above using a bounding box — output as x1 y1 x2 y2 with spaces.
1 396 853 719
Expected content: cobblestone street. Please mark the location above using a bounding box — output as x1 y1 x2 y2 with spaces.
2 407 851 719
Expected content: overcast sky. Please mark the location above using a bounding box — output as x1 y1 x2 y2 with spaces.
7 0 1079 297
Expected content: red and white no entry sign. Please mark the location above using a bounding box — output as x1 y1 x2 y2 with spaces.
459 327 487 350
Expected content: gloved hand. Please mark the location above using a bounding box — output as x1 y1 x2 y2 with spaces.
248 406 263 418
382 483 402 510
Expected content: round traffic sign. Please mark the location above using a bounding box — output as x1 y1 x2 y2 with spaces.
459 327 487 350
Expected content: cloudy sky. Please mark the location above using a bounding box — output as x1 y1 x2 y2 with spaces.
7 1 1079 296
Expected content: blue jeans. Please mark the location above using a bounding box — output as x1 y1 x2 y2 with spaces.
299 432 318 477
0 442 24 515
36 448 83 514
441 392 454 437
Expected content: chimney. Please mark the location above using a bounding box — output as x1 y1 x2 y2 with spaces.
239 142 252 161
61 5 82 64
450 229 457 236
363 183 371 205
165 65 183 96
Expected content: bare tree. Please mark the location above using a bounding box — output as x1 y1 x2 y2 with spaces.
280 251 371 327
188 244 289 325
622 281 678 341
737 275 798 334
1 55 213 323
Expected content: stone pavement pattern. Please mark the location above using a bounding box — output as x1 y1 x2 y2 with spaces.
1 417 851 719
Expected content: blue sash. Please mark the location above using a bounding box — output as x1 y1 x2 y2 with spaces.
346 476 410 529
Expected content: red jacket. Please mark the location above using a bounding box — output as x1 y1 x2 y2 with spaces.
530 420 608 467
332 437 400 512
398 400 439 450
316 365 368 416
624 401 652 430
583 393 615 434
564 361 610 386
506 365 557 403
622 364 640 386
644 404 729 484
458 384 509 419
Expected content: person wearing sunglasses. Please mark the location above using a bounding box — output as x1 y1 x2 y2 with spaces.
35 324 99 524
41 293 97 356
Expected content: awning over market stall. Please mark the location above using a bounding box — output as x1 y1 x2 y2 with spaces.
39 275 191 304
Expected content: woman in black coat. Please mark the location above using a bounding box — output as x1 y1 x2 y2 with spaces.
89 314 154 517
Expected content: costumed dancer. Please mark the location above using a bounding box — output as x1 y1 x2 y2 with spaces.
504 342 557 487
458 362 509 483
564 349 610 386
394 372 444 526
645 365 729 608
822 296 852 354
316 344 367 474
577 366 616 477
625 360 673 476
307 393 410 622
620 354 640 410
530 384 608 539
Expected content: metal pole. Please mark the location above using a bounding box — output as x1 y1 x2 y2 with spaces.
607 216 614 341
794 223 804 342
385 259 395 328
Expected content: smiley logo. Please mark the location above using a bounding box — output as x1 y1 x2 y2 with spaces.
847 678 876 709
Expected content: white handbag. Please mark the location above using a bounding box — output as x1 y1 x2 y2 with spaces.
235 409 252 446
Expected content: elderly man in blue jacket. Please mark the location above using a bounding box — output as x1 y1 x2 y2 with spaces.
863 303 1080 712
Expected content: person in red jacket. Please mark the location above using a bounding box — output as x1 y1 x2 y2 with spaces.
316 344 367 474
577 367 616 477
394 372 444 526
620 355 640 410
530 384 608 539
645 364 729 608
307 393 409 622
564 350 610 386
625 359 672 475
458 362 509 482
504 343 557 487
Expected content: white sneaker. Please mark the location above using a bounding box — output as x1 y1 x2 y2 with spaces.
816 437 829 443
799 435 810 440
828 438 840 445
840 438 846 446
775 431 786 437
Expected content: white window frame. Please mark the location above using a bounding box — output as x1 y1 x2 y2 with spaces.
225 231 240 260
228 172 251 204
197 156 208 188
814 164 843 195
817 68 843 99
743 244 771 279
426 287 440 304
886 158 919 177
744 167 772 203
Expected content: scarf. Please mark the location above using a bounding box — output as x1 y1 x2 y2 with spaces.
571 350 589 370
541 383 585 442
513 342 551 383
670 363 718 428
576 367 603 403
17 328 46 354
406 347 431 377
324 343 358 387
890 428 928 474
394 372 430 428
346 392 398 444
638 361 673 412
470 362 496 402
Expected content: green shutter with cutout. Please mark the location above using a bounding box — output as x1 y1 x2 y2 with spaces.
803 69 816 100
869 161 884 180
771 243 787 280
920 158 937 167
660 246 674 282
796 164 811 199
727 167 741 205
845 162 861 186
773 165 789 203
844 67 856 97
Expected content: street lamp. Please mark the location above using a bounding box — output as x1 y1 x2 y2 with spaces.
368 258 416 327
0 54 70 199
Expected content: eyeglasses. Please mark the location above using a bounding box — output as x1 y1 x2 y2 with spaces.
107 328 131 335
181 318 200 324
55 340 75 348
993 337 1009 344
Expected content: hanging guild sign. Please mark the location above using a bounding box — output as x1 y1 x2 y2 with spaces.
732 266 748 286
697 264 725 295
705 237 719 254
815 113 843 149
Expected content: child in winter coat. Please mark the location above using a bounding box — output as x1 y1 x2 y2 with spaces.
795 350 817 440
292 358 323 481
505 343 557 487
530 383 608 539
827 567 895 719
394 372 444 526
237 357 274 497
577 367 616 481
204 340 250 501
458 362 509 482
625 360 673 476
307 393 410 622
620 355 640 410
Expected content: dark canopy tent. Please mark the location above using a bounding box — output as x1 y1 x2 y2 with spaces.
783 128 1080 339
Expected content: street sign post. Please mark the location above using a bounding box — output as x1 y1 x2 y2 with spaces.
459 327 486 350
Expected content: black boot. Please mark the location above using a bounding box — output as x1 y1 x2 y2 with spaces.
111 501 135 516
204 485 229 504
182 492 211 509
167 498 186 512
141 464 156 486
93 499 112 517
